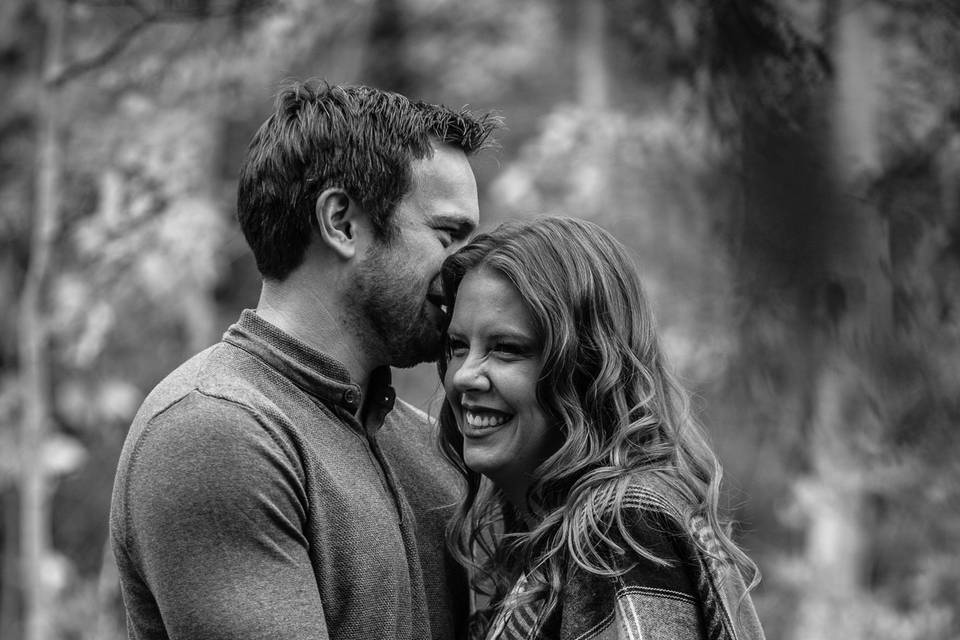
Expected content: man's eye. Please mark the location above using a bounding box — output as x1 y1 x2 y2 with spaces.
436 229 455 247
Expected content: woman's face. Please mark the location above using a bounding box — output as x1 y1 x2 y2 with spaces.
443 267 556 503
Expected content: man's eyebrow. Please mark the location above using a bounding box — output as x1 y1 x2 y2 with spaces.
427 214 477 236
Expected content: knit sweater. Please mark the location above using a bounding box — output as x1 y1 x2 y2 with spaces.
110 310 468 640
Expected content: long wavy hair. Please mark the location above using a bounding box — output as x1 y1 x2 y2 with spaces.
437 216 759 629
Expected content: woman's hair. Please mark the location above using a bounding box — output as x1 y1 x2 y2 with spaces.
437 216 759 627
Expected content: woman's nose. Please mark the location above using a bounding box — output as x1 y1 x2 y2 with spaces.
451 353 490 393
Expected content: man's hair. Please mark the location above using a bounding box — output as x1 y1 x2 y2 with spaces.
237 80 501 280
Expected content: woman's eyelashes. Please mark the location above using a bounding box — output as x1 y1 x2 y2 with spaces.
445 335 533 360
446 336 469 359
490 341 530 358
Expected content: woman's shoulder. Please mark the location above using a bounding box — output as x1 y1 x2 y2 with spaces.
617 473 739 579
554 475 706 640
565 471 697 555
618 472 691 526
560 472 697 571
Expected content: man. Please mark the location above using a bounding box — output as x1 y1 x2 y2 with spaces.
110 81 500 640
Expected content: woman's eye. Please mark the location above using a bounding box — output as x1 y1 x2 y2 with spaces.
446 338 468 358
493 342 525 356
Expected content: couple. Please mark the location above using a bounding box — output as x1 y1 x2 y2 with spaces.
110 81 764 640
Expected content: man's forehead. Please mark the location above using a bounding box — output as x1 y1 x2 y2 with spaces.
406 151 479 220
410 145 475 182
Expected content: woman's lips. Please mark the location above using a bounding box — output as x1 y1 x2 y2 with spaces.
463 408 513 431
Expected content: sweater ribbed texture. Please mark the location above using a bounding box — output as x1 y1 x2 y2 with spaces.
110 310 467 640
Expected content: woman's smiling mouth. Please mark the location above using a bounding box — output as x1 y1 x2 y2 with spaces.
463 408 513 430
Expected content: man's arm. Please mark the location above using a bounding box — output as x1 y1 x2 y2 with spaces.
118 392 328 639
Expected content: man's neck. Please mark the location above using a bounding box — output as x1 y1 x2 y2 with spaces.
255 277 376 392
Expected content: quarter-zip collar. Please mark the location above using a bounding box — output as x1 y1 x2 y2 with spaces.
223 309 396 431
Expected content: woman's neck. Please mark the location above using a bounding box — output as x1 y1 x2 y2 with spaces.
500 488 543 531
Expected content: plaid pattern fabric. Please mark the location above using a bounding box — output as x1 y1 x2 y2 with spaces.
484 575 545 640
480 483 765 640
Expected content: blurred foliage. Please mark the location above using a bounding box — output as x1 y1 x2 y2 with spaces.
0 0 958 639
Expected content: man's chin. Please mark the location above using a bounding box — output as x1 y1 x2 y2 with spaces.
389 335 443 369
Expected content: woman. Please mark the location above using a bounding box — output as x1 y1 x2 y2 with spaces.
437 217 764 640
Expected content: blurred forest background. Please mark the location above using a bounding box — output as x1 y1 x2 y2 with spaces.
1 0 958 638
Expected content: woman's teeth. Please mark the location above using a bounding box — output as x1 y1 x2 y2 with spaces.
465 410 510 428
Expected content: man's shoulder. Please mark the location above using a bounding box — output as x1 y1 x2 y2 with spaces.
135 340 275 427
120 340 298 477
387 398 432 428
134 344 219 420
379 398 440 452
378 398 462 493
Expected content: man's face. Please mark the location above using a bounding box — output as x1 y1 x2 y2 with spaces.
353 142 480 368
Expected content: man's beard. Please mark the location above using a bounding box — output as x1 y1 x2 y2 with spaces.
353 249 444 368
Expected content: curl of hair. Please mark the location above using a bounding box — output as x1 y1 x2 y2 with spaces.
437 216 759 630
237 79 502 280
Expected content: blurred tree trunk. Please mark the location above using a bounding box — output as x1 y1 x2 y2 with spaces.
364 0 415 96
732 1 891 637
729 0 890 636
1 491 19 640
575 0 608 110
19 0 65 638
571 0 611 222
89 537 120 640
792 3 888 638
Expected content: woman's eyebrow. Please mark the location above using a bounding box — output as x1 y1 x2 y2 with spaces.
488 329 536 342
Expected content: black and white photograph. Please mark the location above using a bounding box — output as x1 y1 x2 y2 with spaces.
0 1 958 639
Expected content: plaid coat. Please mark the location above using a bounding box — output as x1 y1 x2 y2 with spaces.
479 481 765 640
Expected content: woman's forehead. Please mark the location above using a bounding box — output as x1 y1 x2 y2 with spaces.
449 269 533 332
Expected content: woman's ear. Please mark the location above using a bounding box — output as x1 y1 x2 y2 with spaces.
315 188 357 259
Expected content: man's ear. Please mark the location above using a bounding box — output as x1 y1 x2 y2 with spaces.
314 188 358 259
